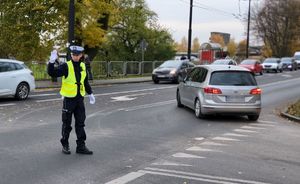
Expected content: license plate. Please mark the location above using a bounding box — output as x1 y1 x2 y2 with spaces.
157 75 165 78
226 96 245 102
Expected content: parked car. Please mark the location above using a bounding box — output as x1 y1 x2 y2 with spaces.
261 58 283 73
152 60 195 84
0 59 35 100
176 65 261 121
211 59 237 66
293 51 300 69
239 59 263 75
280 57 297 71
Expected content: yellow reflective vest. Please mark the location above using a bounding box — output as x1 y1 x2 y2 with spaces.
60 61 86 97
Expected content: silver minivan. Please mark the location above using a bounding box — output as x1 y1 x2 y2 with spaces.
176 65 261 121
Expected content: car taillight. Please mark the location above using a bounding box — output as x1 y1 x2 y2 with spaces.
204 87 222 94
250 88 261 95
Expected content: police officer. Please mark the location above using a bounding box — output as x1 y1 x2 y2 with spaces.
48 45 95 155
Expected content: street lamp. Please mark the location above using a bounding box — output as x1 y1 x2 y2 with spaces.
246 0 251 58
187 0 193 60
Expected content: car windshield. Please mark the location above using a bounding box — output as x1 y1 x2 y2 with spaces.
281 58 292 63
159 60 182 68
241 60 256 65
294 55 300 60
212 60 229 65
263 59 278 63
210 71 257 86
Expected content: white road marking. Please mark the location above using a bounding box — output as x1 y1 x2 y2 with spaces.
259 120 278 124
241 126 266 130
186 146 221 152
30 93 57 97
143 167 270 184
281 74 292 78
151 161 192 167
104 172 145 184
194 137 205 141
234 129 258 133
200 141 227 146
36 98 61 103
172 152 205 159
223 133 249 137
212 137 240 141
123 100 176 112
260 77 300 87
0 103 16 107
251 123 275 127
110 93 152 102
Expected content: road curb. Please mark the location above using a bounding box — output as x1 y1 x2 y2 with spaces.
280 108 300 123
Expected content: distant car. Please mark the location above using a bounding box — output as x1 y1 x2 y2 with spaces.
239 59 263 75
262 58 283 73
294 51 300 69
280 57 297 71
211 59 237 66
0 59 35 100
176 65 261 121
152 60 195 84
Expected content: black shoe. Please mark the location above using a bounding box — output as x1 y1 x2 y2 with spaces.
76 146 93 155
62 145 71 154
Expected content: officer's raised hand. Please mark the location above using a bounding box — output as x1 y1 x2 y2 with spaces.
49 50 58 63
88 93 96 104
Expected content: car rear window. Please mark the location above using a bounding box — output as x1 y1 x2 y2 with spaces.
210 71 257 86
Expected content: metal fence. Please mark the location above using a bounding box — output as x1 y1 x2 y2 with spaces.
28 61 164 80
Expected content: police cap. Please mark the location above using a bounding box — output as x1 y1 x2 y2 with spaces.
70 45 84 55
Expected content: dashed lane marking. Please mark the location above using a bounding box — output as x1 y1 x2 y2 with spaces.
151 161 192 167
200 141 227 146
172 152 205 159
251 123 275 127
30 93 57 97
240 126 266 130
143 167 271 184
234 129 258 133
186 146 222 152
258 120 278 124
223 133 249 137
104 172 145 184
212 137 240 141
0 103 16 107
194 137 205 141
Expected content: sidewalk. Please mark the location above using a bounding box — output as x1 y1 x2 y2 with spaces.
35 77 152 89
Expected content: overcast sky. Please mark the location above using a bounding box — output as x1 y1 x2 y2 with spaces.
146 0 252 44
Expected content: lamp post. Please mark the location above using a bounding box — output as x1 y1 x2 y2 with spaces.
246 0 251 58
187 0 193 60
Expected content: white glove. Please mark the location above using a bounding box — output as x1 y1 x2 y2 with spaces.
49 50 58 63
88 94 95 104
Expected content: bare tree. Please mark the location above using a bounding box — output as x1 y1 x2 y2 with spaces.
252 0 300 57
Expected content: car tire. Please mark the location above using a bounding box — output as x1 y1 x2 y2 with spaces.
153 79 159 84
176 90 184 108
15 82 29 100
194 98 205 118
248 114 259 121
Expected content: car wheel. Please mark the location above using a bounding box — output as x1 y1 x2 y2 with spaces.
176 90 184 108
153 79 159 84
248 114 259 121
194 98 204 118
15 82 29 100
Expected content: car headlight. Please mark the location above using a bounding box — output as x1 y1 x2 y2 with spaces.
170 69 177 75
152 69 157 74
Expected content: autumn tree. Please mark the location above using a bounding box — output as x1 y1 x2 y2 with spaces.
176 37 188 52
192 37 200 52
252 0 300 57
227 39 237 57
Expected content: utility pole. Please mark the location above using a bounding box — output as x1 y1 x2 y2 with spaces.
67 0 75 60
246 0 251 58
187 0 193 60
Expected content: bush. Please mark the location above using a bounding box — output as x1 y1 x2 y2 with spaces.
287 100 300 117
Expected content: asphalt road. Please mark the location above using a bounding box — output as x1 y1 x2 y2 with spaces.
0 71 300 184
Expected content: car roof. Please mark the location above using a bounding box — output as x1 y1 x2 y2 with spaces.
196 65 250 72
0 59 24 64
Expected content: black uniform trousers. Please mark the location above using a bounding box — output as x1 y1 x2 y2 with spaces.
61 96 86 147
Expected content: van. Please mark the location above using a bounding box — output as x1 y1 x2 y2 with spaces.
294 51 300 68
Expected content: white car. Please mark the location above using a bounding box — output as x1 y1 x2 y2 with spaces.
0 59 35 100
294 51 300 69
262 58 283 73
